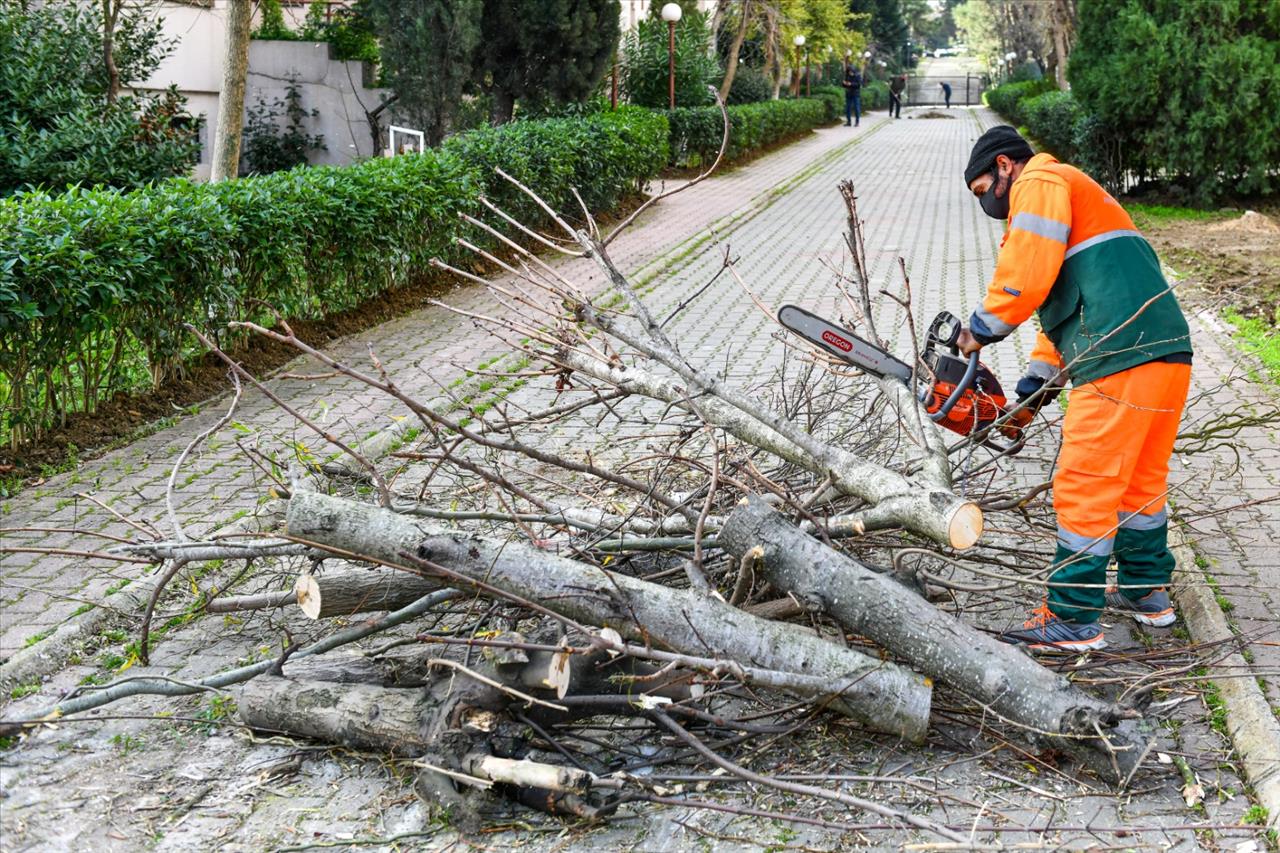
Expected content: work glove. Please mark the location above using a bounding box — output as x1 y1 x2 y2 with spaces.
999 374 1060 440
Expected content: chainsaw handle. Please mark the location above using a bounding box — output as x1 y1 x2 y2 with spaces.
928 351 980 422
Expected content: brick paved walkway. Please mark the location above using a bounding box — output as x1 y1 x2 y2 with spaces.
2 107 1274 849
0 114 889 660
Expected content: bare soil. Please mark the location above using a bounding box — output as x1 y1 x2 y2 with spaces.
1139 206 1280 322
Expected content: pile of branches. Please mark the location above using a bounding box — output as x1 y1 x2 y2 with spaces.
4 119 1198 842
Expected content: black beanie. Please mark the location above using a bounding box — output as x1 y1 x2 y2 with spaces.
964 125 1034 185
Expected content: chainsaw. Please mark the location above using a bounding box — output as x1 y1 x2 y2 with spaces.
777 304 1029 454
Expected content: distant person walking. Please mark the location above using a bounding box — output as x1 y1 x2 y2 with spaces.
843 64 863 127
940 80 952 108
889 74 906 118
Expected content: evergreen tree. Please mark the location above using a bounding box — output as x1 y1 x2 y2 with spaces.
363 0 482 145
0 0 199 194
1069 0 1280 200
475 0 620 123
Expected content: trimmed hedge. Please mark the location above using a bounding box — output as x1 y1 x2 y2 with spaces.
984 79 1055 127
1020 90 1085 161
0 108 668 445
666 96 831 165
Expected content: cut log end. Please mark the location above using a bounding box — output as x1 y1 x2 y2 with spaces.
947 501 983 550
295 573 322 620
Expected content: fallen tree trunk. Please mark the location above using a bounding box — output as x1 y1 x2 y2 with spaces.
238 676 433 755
558 349 982 549
285 491 932 741
718 495 1154 784
206 590 295 613
295 568 439 619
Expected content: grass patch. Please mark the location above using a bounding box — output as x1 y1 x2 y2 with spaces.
1125 203 1233 230
23 628 55 648
1223 308 1280 384
9 680 40 700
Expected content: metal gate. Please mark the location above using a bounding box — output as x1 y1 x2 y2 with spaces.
906 74 989 107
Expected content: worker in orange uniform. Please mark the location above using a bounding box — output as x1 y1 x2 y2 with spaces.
956 126 1193 652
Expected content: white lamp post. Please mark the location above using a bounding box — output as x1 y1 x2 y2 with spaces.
661 3 682 109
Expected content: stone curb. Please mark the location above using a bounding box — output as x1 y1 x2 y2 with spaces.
1170 524 1280 830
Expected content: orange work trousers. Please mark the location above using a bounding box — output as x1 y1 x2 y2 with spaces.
1053 359 1192 554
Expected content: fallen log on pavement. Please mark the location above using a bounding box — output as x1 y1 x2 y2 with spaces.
285 491 932 741
294 567 439 619
558 348 983 550
718 495 1154 785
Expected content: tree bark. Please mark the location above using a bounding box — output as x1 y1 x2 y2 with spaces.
210 0 252 182
295 568 440 619
717 0 752 103
102 0 122 105
206 590 295 613
238 677 433 755
285 492 932 741
717 495 1154 785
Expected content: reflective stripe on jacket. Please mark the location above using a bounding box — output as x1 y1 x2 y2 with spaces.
969 153 1192 384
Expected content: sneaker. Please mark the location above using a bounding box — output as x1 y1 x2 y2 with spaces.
998 604 1108 652
1106 586 1176 627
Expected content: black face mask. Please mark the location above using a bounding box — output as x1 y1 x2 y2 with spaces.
979 166 1011 220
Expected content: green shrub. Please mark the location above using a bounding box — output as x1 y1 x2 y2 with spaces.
723 67 773 104
1070 0 1280 201
1021 90 1084 161
666 97 828 165
861 81 890 111
0 109 668 447
984 79 1055 126
0 1 200 195
622 11 720 108
808 85 846 122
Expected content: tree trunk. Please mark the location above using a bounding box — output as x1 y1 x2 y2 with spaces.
285 492 932 741
558 349 981 549
238 677 432 755
295 568 440 619
489 88 516 125
210 0 252 181
717 495 1154 785
717 0 752 103
102 0 121 105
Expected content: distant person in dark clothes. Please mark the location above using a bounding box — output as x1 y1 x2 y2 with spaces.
889 74 906 118
842 65 863 126
940 80 952 108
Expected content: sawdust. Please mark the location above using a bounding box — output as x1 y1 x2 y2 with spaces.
1207 209 1280 235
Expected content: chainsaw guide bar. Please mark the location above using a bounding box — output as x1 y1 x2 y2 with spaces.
777 304 914 383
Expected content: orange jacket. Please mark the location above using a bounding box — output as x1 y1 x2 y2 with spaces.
968 152 1189 383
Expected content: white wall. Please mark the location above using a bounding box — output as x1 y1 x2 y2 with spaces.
134 1 386 179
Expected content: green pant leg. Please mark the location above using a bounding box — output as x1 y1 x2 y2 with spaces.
1046 544 1110 624
1114 520 1174 601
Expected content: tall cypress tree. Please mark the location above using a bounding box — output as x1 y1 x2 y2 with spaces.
364 0 482 145
475 0 621 123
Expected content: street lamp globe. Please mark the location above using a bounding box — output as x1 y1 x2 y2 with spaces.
660 2 682 23
794 34 805 47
